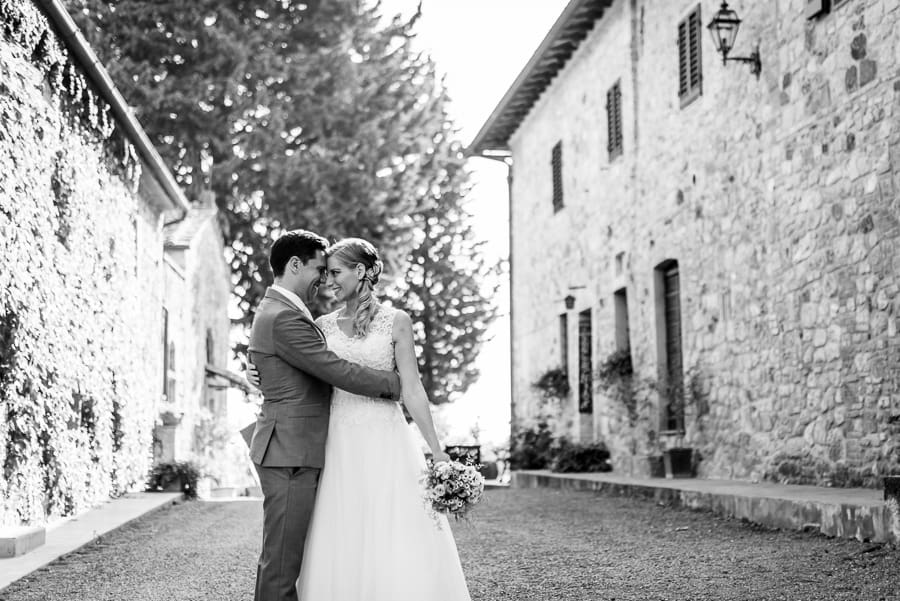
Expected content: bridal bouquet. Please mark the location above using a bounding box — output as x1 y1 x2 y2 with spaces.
422 460 485 523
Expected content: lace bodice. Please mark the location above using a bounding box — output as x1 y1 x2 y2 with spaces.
317 305 402 425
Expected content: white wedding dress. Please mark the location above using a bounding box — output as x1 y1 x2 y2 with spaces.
296 305 472 601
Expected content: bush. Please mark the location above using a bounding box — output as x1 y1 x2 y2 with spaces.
509 422 555 469
596 349 633 381
146 461 202 499
551 439 613 473
532 367 570 400
479 461 499 480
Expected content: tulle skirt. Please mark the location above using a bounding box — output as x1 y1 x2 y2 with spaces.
296 398 471 601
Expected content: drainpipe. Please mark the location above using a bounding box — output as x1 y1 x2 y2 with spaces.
35 0 190 215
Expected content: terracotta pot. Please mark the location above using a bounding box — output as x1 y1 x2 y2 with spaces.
647 455 666 478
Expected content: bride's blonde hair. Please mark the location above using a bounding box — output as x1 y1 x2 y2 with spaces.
326 237 383 337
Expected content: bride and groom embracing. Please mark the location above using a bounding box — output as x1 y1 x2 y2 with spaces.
243 229 472 601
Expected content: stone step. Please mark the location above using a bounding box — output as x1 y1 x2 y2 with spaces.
0 526 46 558
513 470 899 544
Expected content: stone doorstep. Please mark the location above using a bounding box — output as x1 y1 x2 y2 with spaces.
0 526 46 559
512 471 898 544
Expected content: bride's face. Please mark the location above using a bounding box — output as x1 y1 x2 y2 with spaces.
327 257 361 302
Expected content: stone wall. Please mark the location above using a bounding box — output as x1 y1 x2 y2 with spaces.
160 210 233 479
0 2 170 525
509 0 900 486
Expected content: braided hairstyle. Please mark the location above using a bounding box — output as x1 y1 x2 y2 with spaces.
325 237 383 337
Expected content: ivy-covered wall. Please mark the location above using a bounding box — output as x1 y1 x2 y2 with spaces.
0 0 168 526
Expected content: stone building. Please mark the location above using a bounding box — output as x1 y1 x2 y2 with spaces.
156 190 236 472
471 0 900 486
0 0 239 526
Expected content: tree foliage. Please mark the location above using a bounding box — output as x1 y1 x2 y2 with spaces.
67 0 498 404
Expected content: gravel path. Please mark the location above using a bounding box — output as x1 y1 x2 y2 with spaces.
1 487 898 600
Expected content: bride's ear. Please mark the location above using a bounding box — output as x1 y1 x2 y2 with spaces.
355 263 366 280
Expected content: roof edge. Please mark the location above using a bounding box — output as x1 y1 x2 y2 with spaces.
36 0 190 213
467 0 612 157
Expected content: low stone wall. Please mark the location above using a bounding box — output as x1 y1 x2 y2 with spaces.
513 470 897 544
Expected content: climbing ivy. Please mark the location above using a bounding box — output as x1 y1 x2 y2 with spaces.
0 0 140 186
0 2 163 526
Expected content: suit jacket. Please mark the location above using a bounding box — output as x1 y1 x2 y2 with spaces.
246 287 401 467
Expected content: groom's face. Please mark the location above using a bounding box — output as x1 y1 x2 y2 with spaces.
297 250 328 303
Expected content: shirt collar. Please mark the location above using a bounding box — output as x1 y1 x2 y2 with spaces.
271 285 312 318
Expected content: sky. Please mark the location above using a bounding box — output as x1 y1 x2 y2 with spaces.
375 0 571 450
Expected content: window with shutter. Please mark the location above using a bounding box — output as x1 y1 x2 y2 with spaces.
559 313 568 372
677 5 702 107
551 141 563 212
662 264 684 431
578 309 593 414
606 80 623 160
614 287 631 354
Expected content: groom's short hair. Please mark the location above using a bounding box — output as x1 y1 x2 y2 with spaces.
270 229 329 277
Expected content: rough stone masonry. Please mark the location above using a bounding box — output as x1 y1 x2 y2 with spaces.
506 0 900 487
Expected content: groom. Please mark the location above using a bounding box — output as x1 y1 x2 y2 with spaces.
245 229 402 601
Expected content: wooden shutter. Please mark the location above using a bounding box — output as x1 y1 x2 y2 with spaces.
551 141 563 212
688 8 702 93
663 265 684 430
606 81 623 159
677 20 689 98
578 309 593 414
559 313 568 370
678 6 702 105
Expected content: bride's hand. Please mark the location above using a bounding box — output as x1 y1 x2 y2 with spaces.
245 359 261 388
430 450 451 464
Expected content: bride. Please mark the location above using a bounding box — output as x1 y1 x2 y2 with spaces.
262 237 472 600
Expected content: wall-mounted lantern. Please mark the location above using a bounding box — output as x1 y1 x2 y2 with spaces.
707 1 762 79
564 294 576 310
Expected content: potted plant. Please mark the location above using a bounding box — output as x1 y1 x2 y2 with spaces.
147 460 202 499
643 429 665 478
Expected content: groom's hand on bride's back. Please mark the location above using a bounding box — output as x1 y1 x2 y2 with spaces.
245 360 261 388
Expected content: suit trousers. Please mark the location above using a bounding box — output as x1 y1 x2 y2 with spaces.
254 464 321 601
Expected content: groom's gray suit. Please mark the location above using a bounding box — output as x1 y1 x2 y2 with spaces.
247 287 401 601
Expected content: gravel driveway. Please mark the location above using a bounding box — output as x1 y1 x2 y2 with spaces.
1 487 898 601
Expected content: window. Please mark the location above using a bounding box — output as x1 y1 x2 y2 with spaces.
807 0 848 18
614 288 631 354
655 261 684 431
551 141 563 212
206 329 215 365
606 80 623 160
166 342 177 404
677 5 702 107
577 309 593 414
559 313 568 371
161 308 169 400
